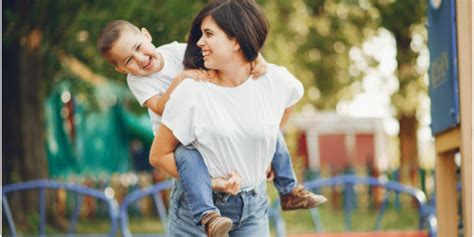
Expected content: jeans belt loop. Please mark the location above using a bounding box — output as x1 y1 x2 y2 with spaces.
239 185 257 196
216 192 230 202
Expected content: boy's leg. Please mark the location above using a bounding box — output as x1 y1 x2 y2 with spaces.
272 132 327 210
175 145 227 226
271 132 297 195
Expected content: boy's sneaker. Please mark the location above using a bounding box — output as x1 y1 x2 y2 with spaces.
280 184 327 211
201 212 233 237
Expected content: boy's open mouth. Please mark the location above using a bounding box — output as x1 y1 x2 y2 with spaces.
142 56 153 69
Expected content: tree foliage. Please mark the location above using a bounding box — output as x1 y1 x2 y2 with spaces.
261 0 379 110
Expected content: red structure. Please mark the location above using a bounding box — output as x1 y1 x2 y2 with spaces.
295 113 388 173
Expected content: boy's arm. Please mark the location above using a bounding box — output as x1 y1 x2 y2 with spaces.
144 75 184 116
144 70 209 116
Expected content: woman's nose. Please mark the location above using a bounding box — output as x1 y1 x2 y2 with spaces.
197 36 205 47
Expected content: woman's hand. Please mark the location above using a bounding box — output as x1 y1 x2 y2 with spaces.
250 53 267 79
266 167 274 181
211 171 241 195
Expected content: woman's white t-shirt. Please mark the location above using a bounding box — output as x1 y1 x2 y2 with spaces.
161 64 304 188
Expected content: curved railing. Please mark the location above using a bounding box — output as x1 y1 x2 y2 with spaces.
272 175 437 237
118 180 173 237
2 179 119 237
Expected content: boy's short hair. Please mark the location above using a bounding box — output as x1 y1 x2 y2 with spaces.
97 20 141 66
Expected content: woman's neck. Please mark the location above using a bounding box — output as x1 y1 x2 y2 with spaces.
212 60 252 88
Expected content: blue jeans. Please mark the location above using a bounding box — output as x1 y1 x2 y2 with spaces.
168 180 269 236
174 131 297 225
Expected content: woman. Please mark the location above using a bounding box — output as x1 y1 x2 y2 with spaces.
149 0 304 236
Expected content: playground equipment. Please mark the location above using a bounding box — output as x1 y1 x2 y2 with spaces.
427 0 472 236
272 175 437 237
295 113 388 173
45 81 154 178
2 180 119 237
3 177 437 236
119 180 173 237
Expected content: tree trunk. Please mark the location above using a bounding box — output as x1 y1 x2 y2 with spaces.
3 29 48 224
398 115 419 186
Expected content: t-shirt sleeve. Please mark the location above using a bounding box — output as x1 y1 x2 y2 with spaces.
158 41 187 68
161 80 198 146
127 74 161 106
272 65 304 108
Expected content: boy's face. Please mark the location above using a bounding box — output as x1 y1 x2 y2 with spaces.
109 29 162 77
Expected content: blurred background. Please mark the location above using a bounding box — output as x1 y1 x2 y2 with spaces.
3 0 452 236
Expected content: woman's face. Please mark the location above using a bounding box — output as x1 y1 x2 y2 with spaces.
197 16 239 70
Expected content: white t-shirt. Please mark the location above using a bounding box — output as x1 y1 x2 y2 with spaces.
161 64 304 188
127 41 187 132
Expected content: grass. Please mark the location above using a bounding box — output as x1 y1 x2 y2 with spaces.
267 184 422 235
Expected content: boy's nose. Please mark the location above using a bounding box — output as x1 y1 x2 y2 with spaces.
135 53 148 65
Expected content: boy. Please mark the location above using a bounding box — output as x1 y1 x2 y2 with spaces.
97 20 326 236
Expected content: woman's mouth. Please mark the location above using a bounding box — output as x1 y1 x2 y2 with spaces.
202 50 211 59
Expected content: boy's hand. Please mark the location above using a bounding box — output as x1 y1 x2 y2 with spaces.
180 69 210 82
211 171 241 195
250 53 267 79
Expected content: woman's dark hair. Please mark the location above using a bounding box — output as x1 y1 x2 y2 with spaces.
183 0 269 69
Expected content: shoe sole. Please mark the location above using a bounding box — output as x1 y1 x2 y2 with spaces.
312 197 328 207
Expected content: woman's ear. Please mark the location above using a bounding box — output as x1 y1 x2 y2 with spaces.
232 38 241 52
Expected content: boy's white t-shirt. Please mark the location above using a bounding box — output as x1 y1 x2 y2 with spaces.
161 64 304 188
126 41 187 132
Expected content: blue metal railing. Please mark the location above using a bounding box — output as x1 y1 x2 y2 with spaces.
2 179 119 237
3 176 438 237
271 175 437 237
119 180 173 237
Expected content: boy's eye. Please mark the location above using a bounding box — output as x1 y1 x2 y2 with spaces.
136 44 141 50
125 57 132 65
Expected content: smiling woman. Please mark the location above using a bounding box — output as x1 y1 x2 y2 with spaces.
148 0 313 236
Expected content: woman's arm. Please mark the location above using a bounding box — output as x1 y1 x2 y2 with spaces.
150 124 242 194
149 124 180 178
280 105 294 128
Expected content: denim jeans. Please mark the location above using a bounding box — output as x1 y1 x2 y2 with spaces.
174 145 218 224
272 131 297 195
174 131 297 225
168 180 269 237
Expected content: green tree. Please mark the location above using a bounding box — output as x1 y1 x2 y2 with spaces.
261 0 428 186
372 0 427 185
3 0 206 226
3 0 86 221
262 0 379 110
